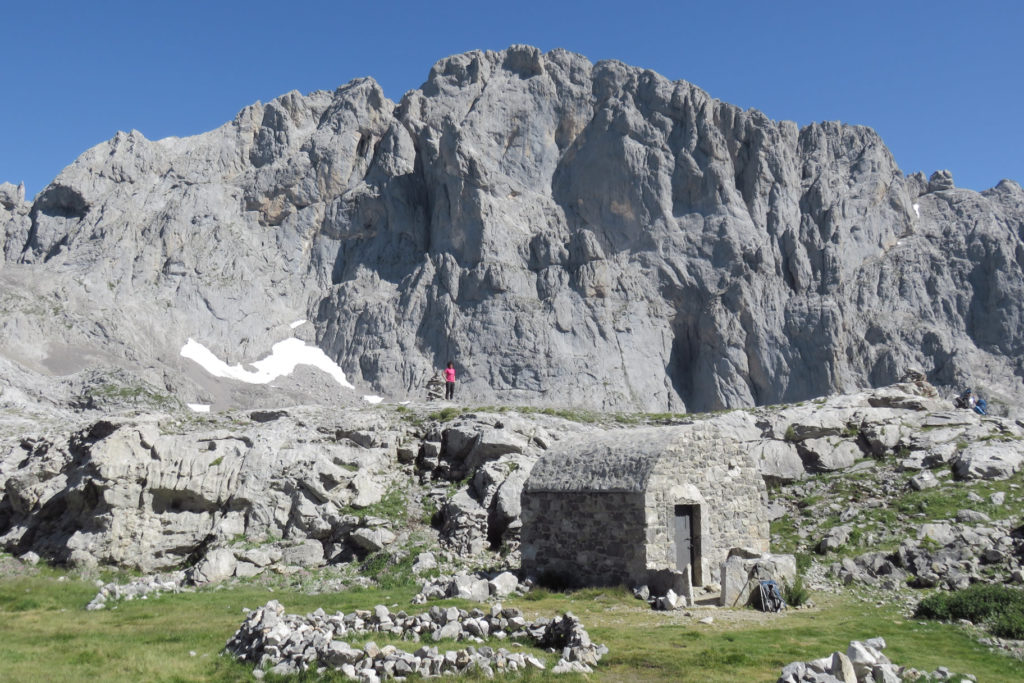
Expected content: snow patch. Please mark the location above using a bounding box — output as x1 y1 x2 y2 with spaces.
362 395 384 404
180 338 354 389
913 203 920 218
187 404 211 413
289 320 306 329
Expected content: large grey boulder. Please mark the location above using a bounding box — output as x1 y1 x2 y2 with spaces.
798 437 863 472
278 539 325 567
492 464 532 526
753 440 805 483
350 471 386 508
488 571 519 597
463 429 529 473
350 526 397 553
450 573 490 601
719 551 796 608
189 548 237 584
952 442 1024 480
817 525 854 553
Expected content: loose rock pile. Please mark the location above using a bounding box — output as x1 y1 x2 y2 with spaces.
86 571 189 611
777 637 974 682
225 600 607 679
412 570 525 603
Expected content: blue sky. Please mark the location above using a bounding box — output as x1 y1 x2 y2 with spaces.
2 1 1021 198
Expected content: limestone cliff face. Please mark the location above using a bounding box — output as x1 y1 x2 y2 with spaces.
2 46 1023 411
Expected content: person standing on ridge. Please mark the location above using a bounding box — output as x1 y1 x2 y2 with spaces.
444 361 456 400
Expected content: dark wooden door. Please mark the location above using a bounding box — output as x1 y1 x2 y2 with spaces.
674 505 694 573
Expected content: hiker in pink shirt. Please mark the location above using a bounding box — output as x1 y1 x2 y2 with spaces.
444 361 456 400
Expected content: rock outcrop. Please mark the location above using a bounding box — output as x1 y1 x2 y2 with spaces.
1 46 1022 413
5 378 1021 580
0 408 416 571
777 637 973 683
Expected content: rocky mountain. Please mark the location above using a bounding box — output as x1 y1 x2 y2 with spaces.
2 45 1023 413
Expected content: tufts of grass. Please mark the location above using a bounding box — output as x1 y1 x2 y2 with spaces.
85 382 179 410
347 487 407 523
518 406 603 423
428 406 462 422
359 549 421 591
916 584 1024 639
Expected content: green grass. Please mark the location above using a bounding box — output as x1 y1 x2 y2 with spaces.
916 584 1024 639
86 382 179 410
771 466 1024 559
358 546 429 590
428 406 463 422
408 404 691 428
1 574 1022 682
346 487 407 522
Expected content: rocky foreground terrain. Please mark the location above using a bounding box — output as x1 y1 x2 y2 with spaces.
2 368 1023 680
5 370 1021 676
2 45 1024 414
2 372 1020 591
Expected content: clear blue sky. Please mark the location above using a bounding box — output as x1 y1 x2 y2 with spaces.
2 0 1021 199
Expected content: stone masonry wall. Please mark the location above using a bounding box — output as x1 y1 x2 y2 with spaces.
645 423 769 585
520 491 647 586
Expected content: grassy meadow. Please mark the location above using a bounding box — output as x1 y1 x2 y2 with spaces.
1 564 1022 682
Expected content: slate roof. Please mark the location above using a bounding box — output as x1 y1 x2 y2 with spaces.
524 427 687 493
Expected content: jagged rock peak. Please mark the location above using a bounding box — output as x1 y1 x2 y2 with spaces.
1 45 1022 415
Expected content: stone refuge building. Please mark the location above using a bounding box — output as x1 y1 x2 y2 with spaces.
520 424 769 590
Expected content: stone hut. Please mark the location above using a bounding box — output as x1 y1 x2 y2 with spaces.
520 424 769 590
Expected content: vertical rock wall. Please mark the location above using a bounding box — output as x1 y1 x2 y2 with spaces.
2 46 1023 412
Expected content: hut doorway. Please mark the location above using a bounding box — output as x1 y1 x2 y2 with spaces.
674 503 701 585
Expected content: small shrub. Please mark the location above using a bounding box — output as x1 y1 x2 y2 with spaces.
991 605 1024 640
915 584 1024 637
783 576 810 607
784 425 797 442
360 549 419 590
795 552 814 575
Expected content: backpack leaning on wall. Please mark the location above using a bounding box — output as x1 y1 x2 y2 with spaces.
756 580 785 612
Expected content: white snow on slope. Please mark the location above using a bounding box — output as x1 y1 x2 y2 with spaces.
290 320 307 329
181 337 354 389
362 395 383 404
913 203 920 218
187 403 211 413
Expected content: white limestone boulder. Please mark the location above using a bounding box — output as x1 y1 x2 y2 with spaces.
952 442 1024 480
